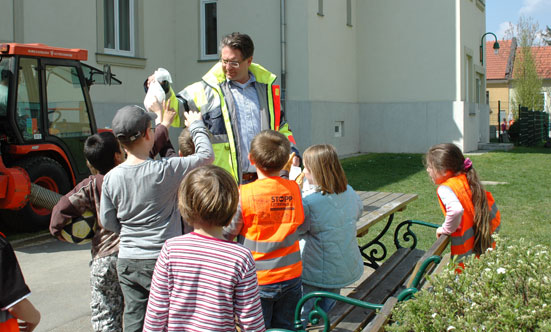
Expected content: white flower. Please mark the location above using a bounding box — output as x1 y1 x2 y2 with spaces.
432 313 438 318
497 267 506 274
447 326 456 331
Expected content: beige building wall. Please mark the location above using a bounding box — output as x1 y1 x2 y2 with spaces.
3 0 490 154
0 0 14 42
357 0 455 103
487 83 510 126
358 0 488 153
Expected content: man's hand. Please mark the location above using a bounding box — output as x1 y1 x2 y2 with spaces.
184 110 202 127
161 100 177 127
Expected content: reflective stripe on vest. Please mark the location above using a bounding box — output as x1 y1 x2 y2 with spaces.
255 249 301 271
243 231 299 254
438 174 501 260
240 177 304 285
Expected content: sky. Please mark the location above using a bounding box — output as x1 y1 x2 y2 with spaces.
486 0 551 42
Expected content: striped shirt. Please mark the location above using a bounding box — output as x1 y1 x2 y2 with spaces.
143 232 266 332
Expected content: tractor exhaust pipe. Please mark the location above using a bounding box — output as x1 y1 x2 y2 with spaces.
30 183 62 211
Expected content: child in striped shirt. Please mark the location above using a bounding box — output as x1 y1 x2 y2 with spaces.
143 165 265 332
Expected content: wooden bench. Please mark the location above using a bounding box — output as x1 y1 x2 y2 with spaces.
267 191 451 332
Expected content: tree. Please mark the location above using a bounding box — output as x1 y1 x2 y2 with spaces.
506 16 544 114
542 25 551 45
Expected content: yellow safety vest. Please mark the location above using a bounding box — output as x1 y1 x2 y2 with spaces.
178 63 295 183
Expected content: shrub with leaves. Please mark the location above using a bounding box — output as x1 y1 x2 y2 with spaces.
386 237 551 331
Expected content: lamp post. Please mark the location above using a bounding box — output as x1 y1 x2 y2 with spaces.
480 32 500 65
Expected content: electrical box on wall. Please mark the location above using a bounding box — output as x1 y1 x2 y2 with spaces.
334 121 344 137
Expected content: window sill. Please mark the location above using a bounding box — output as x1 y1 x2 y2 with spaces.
95 53 147 68
198 58 218 63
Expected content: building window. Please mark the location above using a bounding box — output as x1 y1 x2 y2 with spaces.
104 0 135 56
476 77 481 103
200 0 218 60
465 55 473 102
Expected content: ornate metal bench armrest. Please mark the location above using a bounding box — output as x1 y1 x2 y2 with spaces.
266 291 384 332
394 219 440 249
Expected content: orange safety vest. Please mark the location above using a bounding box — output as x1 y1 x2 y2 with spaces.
438 174 501 265
240 177 304 285
0 318 19 332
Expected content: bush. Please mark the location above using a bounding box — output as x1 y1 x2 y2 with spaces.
386 237 551 331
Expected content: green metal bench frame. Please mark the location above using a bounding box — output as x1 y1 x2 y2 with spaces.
267 220 447 332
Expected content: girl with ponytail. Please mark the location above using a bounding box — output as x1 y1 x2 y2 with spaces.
425 143 501 264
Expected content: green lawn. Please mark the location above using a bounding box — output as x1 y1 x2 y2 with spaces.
342 146 551 251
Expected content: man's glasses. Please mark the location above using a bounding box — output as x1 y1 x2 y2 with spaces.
220 59 242 69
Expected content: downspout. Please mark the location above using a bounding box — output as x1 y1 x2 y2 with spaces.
455 0 461 102
280 0 287 111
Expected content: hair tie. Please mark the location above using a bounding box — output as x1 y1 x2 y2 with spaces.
463 158 472 171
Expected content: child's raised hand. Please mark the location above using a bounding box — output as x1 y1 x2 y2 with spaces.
161 100 177 127
184 110 202 127
149 97 163 123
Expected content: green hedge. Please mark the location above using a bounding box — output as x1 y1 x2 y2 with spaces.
387 237 551 331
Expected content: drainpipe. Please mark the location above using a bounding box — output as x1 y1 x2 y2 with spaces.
280 0 287 111
455 0 461 103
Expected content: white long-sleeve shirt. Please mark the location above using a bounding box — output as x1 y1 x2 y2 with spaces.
437 185 464 235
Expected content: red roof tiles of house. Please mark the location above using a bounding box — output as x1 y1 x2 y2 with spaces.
486 39 516 80
529 45 551 79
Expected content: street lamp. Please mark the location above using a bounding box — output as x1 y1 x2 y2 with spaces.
480 32 500 65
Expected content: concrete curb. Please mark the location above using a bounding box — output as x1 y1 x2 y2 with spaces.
11 232 55 249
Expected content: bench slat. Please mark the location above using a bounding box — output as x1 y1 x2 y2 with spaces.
405 235 450 288
356 194 418 237
331 249 424 331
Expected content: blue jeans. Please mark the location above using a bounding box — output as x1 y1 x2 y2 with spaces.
301 284 340 327
259 277 302 329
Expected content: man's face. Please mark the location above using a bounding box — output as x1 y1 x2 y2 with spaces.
220 46 252 84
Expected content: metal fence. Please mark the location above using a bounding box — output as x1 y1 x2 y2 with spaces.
518 107 550 146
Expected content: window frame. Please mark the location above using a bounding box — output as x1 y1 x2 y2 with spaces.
200 0 218 61
103 0 135 57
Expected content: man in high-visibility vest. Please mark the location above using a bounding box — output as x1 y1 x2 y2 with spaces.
178 32 299 183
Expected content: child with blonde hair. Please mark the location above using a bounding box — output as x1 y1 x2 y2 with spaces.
425 143 501 267
298 144 363 321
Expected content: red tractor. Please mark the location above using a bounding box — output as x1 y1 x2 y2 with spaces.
0 43 120 231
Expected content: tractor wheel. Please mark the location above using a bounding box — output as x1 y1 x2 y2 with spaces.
2 157 71 232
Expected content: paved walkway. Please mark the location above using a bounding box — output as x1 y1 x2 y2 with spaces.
14 237 93 332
